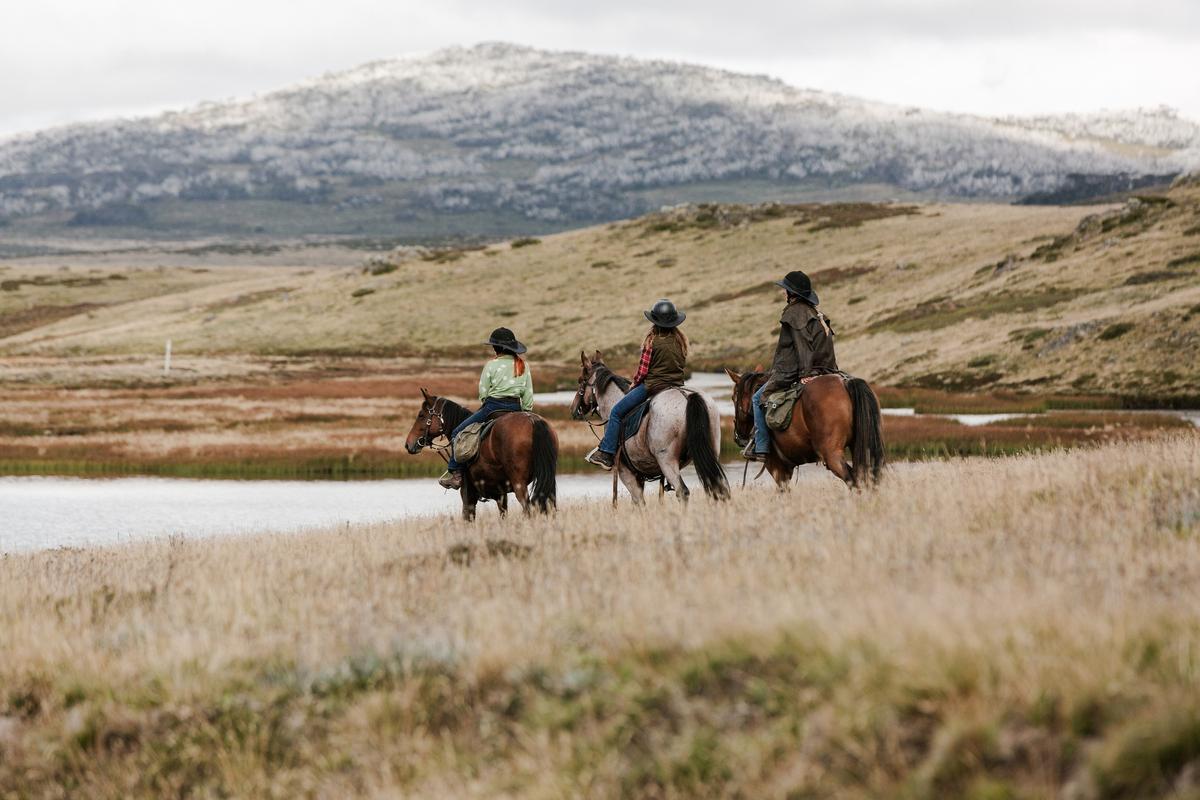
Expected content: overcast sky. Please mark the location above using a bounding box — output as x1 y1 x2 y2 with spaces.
2 0 1198 137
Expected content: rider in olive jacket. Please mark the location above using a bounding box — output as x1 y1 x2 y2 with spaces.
748 271 838 460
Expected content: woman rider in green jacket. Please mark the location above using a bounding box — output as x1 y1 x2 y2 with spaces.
439 327 534 489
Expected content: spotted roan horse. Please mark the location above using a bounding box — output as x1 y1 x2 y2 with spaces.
725 369 884 490
572 351 729 504
405 389 557 520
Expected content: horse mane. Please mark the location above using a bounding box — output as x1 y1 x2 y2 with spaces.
738 370 768 396
592 363 631 395
437 397 473 431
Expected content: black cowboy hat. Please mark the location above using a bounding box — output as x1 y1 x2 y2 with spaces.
644 298 686 328
485 326 527 354
775 270 820 306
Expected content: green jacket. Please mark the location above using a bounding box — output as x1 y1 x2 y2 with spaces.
479 356 534 411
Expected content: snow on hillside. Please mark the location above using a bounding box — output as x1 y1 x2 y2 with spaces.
1 43 1197 227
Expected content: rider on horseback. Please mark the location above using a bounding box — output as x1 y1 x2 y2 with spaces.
745 271 839 462
584 299 688 470
438 327 534 489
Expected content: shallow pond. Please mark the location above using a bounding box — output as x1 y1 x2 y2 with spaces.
1 464 763 553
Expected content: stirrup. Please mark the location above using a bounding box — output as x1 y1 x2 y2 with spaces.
438 470 462 489
741 440 767 462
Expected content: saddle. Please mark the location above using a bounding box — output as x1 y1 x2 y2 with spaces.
764 372 850 431
453 410 520 466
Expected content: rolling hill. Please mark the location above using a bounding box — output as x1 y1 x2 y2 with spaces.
1 43 1198 245
3 175 1199 401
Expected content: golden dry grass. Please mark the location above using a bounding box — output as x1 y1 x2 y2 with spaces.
3 183 1199 398
2 436 1199 797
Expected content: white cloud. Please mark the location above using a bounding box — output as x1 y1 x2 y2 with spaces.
0 0 1197 137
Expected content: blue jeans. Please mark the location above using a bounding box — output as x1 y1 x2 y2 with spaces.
447 397 522 471
752 384 770 455
598 384 649 454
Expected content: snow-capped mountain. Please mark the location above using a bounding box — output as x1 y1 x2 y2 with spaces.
2 43 1197 237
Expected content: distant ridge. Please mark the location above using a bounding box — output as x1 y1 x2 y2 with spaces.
2 43 1198 240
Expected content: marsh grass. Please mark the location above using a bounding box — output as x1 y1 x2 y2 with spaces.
0 363 1189 479
0 437 1198 797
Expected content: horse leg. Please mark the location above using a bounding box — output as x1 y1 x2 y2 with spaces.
511 481 531 515
496 492 508 518
461 480 478 522
618 462 645 505
765 453 793 491
657 456 689 504
817 439 854 487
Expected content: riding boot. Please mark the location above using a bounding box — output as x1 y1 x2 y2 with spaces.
585 447 615 470
741 440 766 462
438 470 463 489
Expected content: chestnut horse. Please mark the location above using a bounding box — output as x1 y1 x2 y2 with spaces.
725 369 884 490
404 388 557 520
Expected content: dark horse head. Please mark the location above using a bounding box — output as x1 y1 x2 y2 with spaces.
724 367 769 448
404 388 469 454
571 351 631 420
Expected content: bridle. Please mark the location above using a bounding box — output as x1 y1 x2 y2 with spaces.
572 370 608 442
414 396 453 460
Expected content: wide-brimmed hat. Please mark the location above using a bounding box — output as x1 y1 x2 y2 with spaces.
644 298 686 328
485 327 527 354
775 270 820 306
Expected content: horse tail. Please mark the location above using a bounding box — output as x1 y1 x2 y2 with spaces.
846 378 885 487
529 416 558 513
685 392 730 501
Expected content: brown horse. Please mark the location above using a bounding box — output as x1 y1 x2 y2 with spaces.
725 369 884 490
404 389 558 520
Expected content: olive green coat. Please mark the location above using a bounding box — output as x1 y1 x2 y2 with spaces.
764 300 838 392
643 332 687 394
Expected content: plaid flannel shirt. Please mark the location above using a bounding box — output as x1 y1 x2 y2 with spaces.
630 339 654 387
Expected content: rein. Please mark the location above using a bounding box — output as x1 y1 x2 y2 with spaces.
573 375 610 443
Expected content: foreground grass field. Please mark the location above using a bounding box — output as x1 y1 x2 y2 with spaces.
2 436 1199 797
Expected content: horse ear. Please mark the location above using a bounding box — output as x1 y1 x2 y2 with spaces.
420 387 430 401
580 351 589 368
592 350 603 364
724 367 741 383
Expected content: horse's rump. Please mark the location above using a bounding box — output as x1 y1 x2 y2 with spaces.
470 412 558 505
620 389 728 500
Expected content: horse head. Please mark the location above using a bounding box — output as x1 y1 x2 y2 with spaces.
571 350 605 420
725 367 767 447
405 388 449 454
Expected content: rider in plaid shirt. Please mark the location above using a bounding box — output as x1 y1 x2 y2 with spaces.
586 299 688 470
631 337 654 387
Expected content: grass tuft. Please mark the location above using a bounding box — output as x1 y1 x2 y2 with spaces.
1098 322 1135 341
